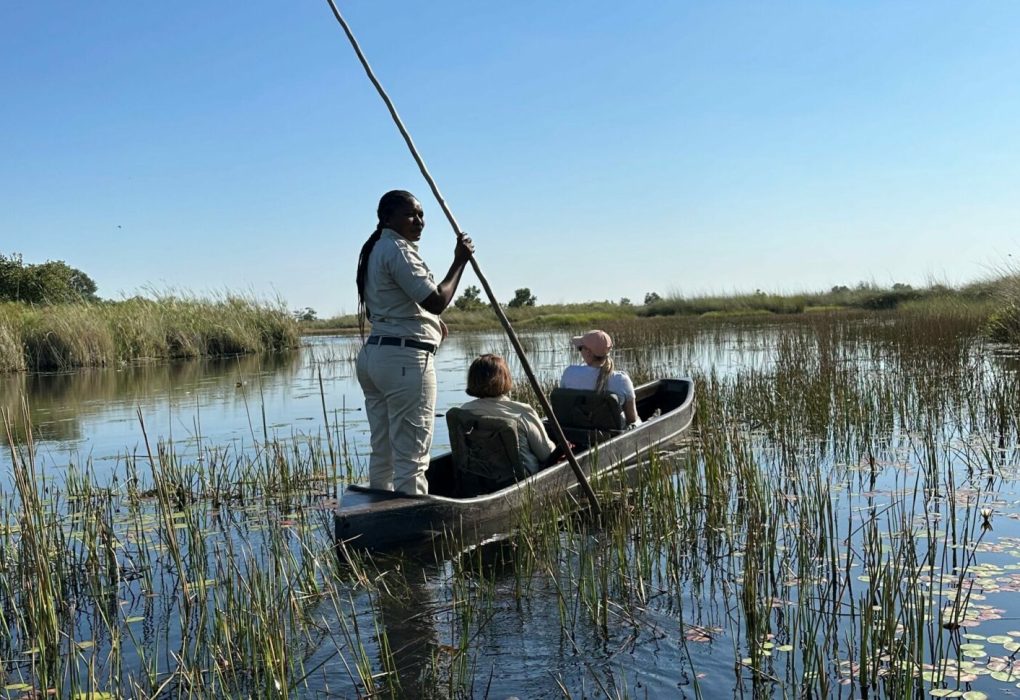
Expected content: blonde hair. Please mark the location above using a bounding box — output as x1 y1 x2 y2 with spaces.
594 355 614 394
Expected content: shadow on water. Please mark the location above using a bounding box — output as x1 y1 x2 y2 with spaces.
374 568 443 699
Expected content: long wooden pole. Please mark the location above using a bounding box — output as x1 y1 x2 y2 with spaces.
325 0 601 515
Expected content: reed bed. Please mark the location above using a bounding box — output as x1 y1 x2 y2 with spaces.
0 318 25 373
1 309 1019 697
0 295 299 372
987 271 1020 344
433 308 1020 696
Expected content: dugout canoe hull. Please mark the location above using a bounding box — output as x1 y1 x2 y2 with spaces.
334 378 695 552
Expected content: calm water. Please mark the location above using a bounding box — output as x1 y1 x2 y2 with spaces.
5 320 1018 698
0 329 707 484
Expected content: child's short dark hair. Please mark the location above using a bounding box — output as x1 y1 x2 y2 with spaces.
466 354 512 398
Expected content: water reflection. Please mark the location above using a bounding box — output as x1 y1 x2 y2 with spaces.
375 570 441 699
1 352 302 444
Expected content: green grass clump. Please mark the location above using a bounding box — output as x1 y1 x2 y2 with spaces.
0 310 26 372
985 272 1020 343
20 304 117 371
0 295 299 372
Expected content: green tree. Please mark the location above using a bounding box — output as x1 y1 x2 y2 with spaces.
292 307 318 322
0 253 98 303
643 292 662 305
0 253 25 300
507 287 537 308
454 285 486 311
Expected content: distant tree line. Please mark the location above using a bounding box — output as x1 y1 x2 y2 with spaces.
0 252 98 304
454 285 485 311
454 285 539 310
452 286 667 311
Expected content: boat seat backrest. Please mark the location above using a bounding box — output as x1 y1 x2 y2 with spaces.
550 388 626 432
446 408 527 497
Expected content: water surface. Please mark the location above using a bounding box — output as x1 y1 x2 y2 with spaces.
5 318 1016 697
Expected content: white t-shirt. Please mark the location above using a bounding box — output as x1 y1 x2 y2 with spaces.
559 365 636 404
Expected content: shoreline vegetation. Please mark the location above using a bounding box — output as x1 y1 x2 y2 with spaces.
2 272 1017 375
306 272 1020 344
0 295 299 373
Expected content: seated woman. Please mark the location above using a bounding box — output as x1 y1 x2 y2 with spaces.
560 329 641 427
458 354 558 475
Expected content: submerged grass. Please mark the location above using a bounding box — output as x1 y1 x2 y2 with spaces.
0 294 299 373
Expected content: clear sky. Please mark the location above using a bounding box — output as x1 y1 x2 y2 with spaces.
4 2 1019 315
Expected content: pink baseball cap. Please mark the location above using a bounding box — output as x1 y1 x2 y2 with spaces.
570 330 613 357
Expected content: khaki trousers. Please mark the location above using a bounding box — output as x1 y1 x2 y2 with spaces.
355 343 437 495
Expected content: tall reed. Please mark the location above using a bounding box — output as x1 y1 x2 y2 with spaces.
0 294 299 372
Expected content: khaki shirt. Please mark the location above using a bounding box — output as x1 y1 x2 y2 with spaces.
364 229 443 345
459 396 556 474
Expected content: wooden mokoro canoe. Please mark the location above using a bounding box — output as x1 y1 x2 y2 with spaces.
334 378 695 551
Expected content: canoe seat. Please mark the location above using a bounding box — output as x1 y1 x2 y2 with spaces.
446 408 527 497
550 388 625 448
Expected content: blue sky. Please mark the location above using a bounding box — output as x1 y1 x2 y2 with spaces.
3 2 1019 314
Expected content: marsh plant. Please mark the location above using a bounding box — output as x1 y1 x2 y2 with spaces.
0 294 299 372
0 309 1019 697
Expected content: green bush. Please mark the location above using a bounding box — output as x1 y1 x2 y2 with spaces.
0 253 98 303
985 273 1020 343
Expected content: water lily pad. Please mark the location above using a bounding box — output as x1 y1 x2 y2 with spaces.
987 635 1013 644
